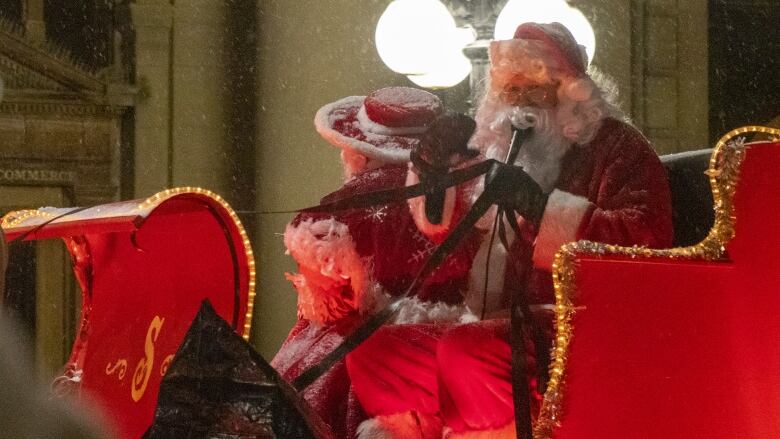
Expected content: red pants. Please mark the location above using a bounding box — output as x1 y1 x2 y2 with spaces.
346 319 535 433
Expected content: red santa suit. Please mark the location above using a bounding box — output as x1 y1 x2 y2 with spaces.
346 23 673 438
271 87 481 437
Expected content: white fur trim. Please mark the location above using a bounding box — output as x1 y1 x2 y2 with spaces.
406 169 457 240
357 105 429 136
510 108 572 193
314 96 411 165
443 422 516 438
533 189 593 270
466 218 513 317
357 412 443 439
284 218 374 324
386 296 477 325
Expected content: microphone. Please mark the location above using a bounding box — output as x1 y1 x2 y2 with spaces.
506 125 533 165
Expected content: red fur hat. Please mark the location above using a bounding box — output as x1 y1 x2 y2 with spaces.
314 87 443 164
513 22 587 78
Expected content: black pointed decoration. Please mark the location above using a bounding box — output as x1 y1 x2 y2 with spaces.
143 300 334 439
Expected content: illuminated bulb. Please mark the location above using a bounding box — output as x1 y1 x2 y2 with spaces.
494 0 596 64
406 41 473 87
376 0 474 88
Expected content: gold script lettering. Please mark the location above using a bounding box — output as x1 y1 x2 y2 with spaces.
105 359 128 380
131 316 164 402
160 354 174 376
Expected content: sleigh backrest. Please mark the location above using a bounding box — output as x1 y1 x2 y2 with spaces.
660 148 714 247
1 187 255 439
550 137 780 438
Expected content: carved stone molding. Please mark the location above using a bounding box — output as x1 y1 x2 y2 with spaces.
0 16 133 206
0 100 126 117
440 0 509 111
442 0 508 38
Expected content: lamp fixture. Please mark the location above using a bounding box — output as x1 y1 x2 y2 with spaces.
375 0 596 108
375 0 475 88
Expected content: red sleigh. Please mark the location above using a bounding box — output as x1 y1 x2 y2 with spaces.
1 187 255 439
541 127 780 438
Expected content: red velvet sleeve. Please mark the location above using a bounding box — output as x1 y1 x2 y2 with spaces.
579 121 674 249
533 120 674 270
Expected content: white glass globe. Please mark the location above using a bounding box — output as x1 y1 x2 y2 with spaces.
375 0 474 88
406 26 475 88
494 0 596 63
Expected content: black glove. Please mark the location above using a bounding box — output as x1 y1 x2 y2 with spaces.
508 168 548 225
416 111 479 169
411 112 479 225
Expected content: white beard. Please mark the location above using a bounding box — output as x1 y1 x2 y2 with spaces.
470 95 573 193
510 107 573 192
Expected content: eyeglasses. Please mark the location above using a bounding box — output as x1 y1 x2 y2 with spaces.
499 81 559 109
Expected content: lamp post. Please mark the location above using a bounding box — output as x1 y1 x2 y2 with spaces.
441 0 508 110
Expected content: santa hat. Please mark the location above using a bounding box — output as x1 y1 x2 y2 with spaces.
513 22 588 78
314 87 443 164
489 22 594 104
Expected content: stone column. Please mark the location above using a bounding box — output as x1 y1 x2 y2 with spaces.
131 0 174 197
629 0 709 153
24 0 46 44
581 0 708 153
170 0 230 196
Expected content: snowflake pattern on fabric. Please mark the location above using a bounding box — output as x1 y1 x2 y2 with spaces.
365 206 388 222
409 228 436 264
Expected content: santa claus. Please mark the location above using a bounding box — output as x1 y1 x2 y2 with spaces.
272 86 483 437
345 22 674 438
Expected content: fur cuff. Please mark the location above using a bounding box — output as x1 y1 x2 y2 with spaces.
533 189 594 270
406 169 457 243
443 422 516 438
284 218 372 324
357 412 443 439
387 296 478 324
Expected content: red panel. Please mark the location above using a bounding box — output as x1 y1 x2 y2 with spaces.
72 197 250 439
555 141 780 438
2 193 253 439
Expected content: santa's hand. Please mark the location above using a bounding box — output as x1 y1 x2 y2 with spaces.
508 168 548 225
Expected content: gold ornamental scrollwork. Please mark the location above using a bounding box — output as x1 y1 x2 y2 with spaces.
105 359 128 380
